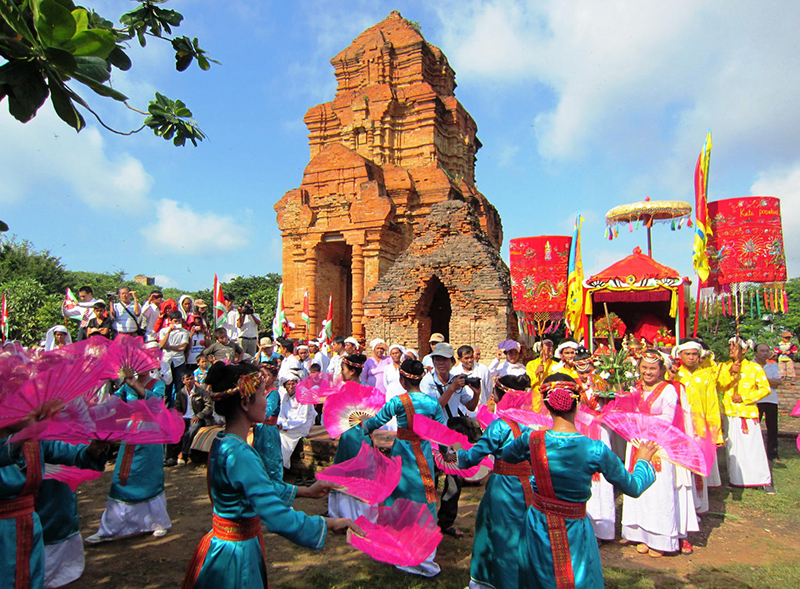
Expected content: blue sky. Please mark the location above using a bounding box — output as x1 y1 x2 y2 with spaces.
2 0 798 293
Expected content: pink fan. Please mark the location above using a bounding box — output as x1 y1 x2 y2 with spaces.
322 382 385 438
48 337 112 360
0 355 109 429
15 396 184 445
796 433 800 453
296 373 338 405
476 405 498 429
432 447 493 478
316 442 402 504
411 414 471 449
495 389 553 430
602 411 714 476
790 399 800 417
575 405 602 440
102 335 162 379
44 464 103 492
347 499 442 566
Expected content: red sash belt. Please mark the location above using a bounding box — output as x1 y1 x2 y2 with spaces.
182 514 267 589
118 444 136 486
493 460 531 477
263 417 278 426
530 431 579 589
4 440 42 589
398 394 439 504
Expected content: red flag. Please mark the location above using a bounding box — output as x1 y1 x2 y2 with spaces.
318 294 333 344
1 293 8 342
213 275 227 329
301 289 310 325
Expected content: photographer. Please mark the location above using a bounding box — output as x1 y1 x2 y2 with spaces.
452 344 492 410
236 298 261 357
420 342 481 538
109 287 143 336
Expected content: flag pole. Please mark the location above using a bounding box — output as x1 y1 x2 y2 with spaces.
693 282 701 338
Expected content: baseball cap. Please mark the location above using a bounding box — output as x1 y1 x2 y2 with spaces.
259 337 274 346
429 333 445 344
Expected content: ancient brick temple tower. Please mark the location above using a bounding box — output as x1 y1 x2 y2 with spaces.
274 11 516 354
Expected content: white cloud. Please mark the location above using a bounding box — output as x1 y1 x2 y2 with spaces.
141 199 250 253
222 273 240 282
435 1 800 166
0 106 153 213
750 165 800 277
155 274 176 287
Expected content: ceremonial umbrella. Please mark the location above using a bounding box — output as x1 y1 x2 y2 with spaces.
605 197 692 257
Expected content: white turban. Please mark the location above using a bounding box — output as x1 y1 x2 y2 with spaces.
554 341 579 359
729 336 753 350
369 338 386 349
672 341 702 358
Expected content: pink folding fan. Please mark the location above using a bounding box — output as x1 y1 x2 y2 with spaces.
295 372 338 405
495 389 553 430
0 355 109 429
322 382 385 438
476 405 498 429
411 414 471 449
44 464 103 491
102 334 162 379
575 404 602 440
347 499 443 566
316 442 402 504
432 447 493 478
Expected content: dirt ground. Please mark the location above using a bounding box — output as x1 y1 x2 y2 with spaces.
68 444 800 589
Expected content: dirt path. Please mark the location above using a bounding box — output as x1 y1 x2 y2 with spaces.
70 459 800 588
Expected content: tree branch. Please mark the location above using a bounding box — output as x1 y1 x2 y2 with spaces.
68 87 146 136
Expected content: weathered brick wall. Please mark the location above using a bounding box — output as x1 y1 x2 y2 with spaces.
777 363 800 412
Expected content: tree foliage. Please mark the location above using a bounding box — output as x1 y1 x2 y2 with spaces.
0 237 67 295
2 277 62 343
0 0 216 146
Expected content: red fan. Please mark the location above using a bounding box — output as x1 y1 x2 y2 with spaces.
601 411 713 476
316 442 402 504
102 335 162 379
495 389 553 430
44 464 103 492
322 381 385 438
476 405 498 429
296 373 338 405
0 355 109 429
411 414 472 449
347 499 442 566
13 396 184 445
432 447 493 478
575 404 601 440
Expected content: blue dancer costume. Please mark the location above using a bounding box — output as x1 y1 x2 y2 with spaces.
251 387 282 481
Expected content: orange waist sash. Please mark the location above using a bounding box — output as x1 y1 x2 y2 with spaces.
493 460 532 477
263 417 278 427
530 492 586 520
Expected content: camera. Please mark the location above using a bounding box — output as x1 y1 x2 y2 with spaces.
106 291 116 301
465 376 482 388
240 303 255 315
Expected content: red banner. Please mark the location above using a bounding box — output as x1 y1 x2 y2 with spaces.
704 196 786 287
509 236 571 314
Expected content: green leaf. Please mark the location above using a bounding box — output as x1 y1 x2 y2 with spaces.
47 76 84 131
196 54 210 71
61 29 115 58
71 8 88 34
107 46 132 71
0 61 37 85
6 70 49 122
74 56 109 84
37 0 76 47
44 47 77 74
175 53 192 72
0 0 39 45
70 71 127 101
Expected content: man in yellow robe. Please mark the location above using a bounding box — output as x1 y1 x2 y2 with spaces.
525 338 556 390
716 337 773 493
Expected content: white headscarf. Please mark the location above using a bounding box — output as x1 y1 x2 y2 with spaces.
44 325 72 351
672 341 702 358
178 294 194 320
729 336 754 350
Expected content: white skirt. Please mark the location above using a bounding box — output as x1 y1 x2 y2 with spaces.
724 415 771 487
692 472 710 514
95 492 171 538
586 426 616 540
707 453 722 487
327 491 377 522
280 431 304 469
396 548 440 577
44 534 84 588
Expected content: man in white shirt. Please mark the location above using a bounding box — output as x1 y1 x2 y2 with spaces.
309 339 330 372
421 332 445 371
419 342 480 537
223 293 240 344
326 336 346 380
488 340 527 379
755 342 783 463
109 286 142 336
297 344 312 373
451 344 492 408
236 298 261 356
277 337 307 382
158 311 190 407
62 285 102 341
277 373 316 469
140 291 164 342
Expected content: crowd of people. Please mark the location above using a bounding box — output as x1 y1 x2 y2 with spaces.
0 283 791 589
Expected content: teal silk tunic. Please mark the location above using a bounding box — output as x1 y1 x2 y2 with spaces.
502 431 655 589
0 441 105 589
193 433 326 588
109 381 167 503
36 479 79 546
252 388 282 481
457 418 529 589
361 393 445 515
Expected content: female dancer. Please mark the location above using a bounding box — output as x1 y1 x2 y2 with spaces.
87 369 171 543
381 344 406 431
251 361 282 481
360 359 446 577
328 354 376 520
182 362 359 589
502 374 658 589
449 374 533 589
621 351 698 557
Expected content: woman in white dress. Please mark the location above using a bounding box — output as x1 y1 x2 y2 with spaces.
381 344 406 431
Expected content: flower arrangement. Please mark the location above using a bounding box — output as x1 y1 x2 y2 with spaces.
593 312 626 339
594 348 638 394
652 326 676 347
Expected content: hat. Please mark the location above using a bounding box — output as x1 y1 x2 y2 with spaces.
259 337 274 346
498 339 521 352
194 298 208 309
369 338 386 348
554 340 579 359
344 336 360 349
430 342 455 359
782 331 792 338
429 333 445 344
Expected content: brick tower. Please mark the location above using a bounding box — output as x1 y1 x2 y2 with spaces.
274 11 516 354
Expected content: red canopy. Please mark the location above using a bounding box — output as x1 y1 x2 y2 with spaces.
588 247 680 285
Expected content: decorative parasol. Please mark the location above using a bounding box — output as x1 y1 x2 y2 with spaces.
509 236 571 338
605 197 692 257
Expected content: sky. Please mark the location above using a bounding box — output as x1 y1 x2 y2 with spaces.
1 0 798 293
